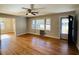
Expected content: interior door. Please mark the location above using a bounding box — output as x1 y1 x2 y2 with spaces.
68 15 78 45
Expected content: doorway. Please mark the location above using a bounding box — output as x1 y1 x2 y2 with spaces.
60 17 69 40
0 17 16 40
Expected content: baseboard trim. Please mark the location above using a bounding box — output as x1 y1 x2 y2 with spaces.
45 35 60 39
27 32 60 40
16 32 27 36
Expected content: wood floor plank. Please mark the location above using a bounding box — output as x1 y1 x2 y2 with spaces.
0 33 79 55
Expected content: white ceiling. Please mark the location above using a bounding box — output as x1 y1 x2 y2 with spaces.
0 4 78 17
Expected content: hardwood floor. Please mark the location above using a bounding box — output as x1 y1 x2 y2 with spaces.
0 33 79 55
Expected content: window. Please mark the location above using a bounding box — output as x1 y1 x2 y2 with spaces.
0 21 5 30
32 18 51 31
32 20 36 29
36 20 44 30
46 18 51 30
61 17 69 34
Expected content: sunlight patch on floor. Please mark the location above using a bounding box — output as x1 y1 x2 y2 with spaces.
1 34 11 40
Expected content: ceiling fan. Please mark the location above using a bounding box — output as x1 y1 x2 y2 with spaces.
22 4 43 15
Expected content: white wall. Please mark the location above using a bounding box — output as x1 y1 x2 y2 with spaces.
27 11 75 39
15 17 27 36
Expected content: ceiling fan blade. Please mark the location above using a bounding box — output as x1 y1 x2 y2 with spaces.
26 13 28 15
31 13 36 15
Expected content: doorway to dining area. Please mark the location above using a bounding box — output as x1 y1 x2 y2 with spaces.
0 17 16 40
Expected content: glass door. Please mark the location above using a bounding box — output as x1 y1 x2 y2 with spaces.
60 17 69 40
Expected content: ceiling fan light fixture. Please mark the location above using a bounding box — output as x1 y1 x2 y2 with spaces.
26 13 33 16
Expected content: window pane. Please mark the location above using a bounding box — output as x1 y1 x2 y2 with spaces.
46 18 51 30
61 18 69 34
36 20 44 30
32 20 36 29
